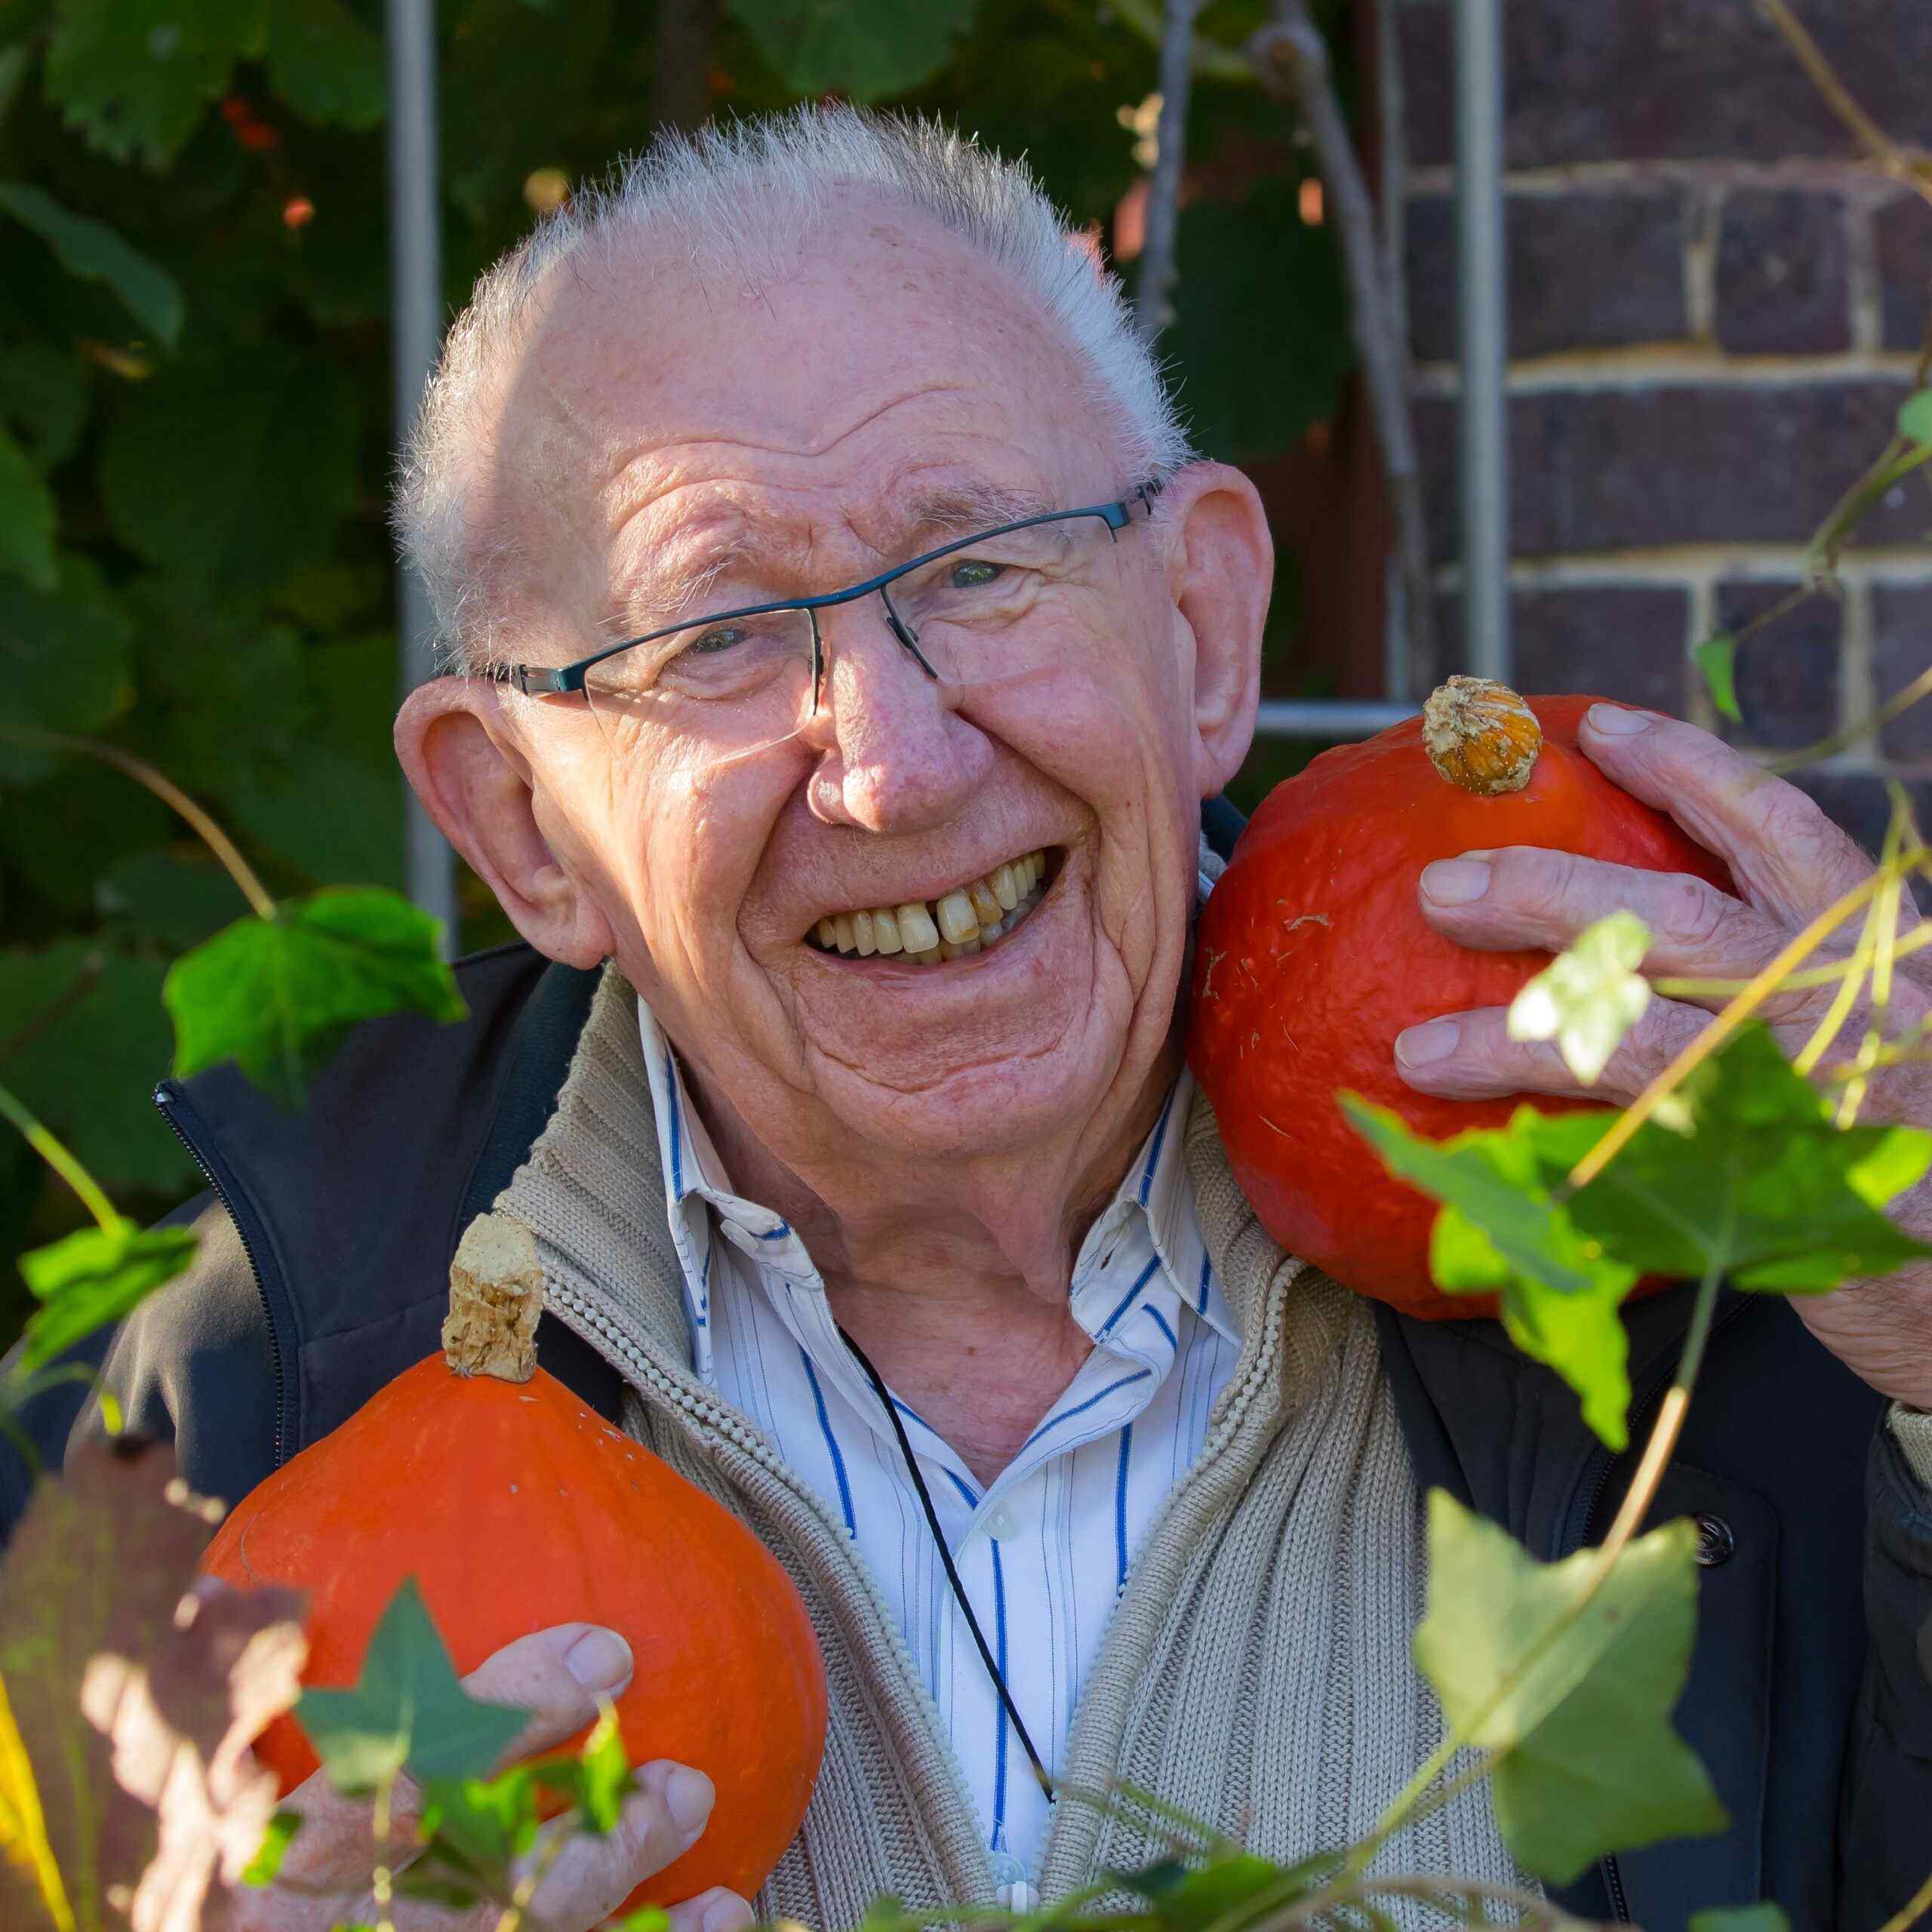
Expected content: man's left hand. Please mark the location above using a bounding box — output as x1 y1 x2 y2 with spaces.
1392 700 1932 1409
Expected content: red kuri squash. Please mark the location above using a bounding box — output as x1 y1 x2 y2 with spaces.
202 1211 828 1907
1188 679 1732 1319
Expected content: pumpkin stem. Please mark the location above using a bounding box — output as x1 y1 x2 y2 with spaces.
1421 675 1543 796
442 1211 544 1382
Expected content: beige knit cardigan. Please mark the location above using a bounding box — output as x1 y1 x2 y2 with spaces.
495 964 1521 1927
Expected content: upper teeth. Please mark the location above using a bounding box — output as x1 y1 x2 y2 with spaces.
809 851 1051 965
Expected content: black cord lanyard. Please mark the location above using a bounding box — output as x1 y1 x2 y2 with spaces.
835 1324 1057 1803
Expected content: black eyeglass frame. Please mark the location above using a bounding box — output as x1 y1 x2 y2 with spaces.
486 477 1165 712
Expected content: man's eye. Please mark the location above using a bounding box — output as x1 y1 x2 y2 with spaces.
687 623 748 655
949 559 1003 589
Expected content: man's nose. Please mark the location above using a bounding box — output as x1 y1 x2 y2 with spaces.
798 601 994 833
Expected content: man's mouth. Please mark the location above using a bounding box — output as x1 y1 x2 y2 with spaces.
804 848 1056 966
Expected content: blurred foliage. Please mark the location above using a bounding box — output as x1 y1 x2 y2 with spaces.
0 0 1353 1340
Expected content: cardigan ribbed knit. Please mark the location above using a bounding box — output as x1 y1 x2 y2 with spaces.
494 962 1529 1928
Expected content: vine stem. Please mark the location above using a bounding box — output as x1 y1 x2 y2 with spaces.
1876 1866 1932 1932
1655 916 1932 998
0 1078 119 1234
1766 652 1932 777
1272 1872 1577 1930
0 723 276 921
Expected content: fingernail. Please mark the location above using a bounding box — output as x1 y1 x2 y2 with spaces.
703 1896 754 1932
663 1764 715 1840
1586 703 1650 735
1420 859 1491 906
564 1627 632 1692
1395 1019 1460 1067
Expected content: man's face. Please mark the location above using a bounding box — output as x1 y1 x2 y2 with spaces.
455 207 1259 1174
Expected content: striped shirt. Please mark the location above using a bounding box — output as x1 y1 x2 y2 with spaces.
637 998 1241 1887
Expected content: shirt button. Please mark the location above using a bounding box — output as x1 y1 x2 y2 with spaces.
1692 1512 1735 1567
986 1505 1019 1541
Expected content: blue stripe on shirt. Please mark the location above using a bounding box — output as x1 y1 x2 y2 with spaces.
1115 1423 1133 1590
1143 1301 1177 1350
990 1538 1010 1848
798 1349 857 1536
1021 1370 1151 1451
1138 1088 1177 1205
1098 1255 1162 1337
1197 1251 1213 1315
943 1467 980 1509
663 1051 685 1195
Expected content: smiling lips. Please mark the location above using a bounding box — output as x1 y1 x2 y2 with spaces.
806 849 1054 966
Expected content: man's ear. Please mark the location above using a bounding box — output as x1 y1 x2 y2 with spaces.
394 679 615 968
1161 462 1272 798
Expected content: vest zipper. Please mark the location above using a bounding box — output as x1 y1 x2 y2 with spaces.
152 1081 292 1469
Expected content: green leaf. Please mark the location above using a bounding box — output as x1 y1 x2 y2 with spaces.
1343 1097 1638 1447
1692 632 1743 722
0 341 90 465
603 1912 672 1932
44 0 269 168
1506 911 1652 1084
1116 1854 1286 1930
239 1807 302 1886
0 45 29 128
1564 1025 1932 1294
0 421 57 591
1690 1909 1790 1932
0 183 185 346
297 1580 528 1795
266 0 386 128
0 554 137 786
724 0 977 97
1414 1492 1725 1883
417 1764 543 1883
17 1220 198 1368
164 888 467 1107
570 1704 633 1834
228 743 405 892
1898 389 1932 451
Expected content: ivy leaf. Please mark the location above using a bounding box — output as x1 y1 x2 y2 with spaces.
238 1807 302 1886
562 1704 633 1834
1564 1025 1932 1293
1898 388 1932 451
1690 1909 1790 1931
1115 1854 1286 1930
1692 632 1743 722
1414 1492 1726 1884
1343 1097 1638 1448
16 1218 199 1369
1507 912 1652 1084
164 888 466 1108
297 1579 528 1795
0 421 57 591
724 0 978 97
266 0 386 130
0 183 185 346
44 0 269 168
604 1912 672 1932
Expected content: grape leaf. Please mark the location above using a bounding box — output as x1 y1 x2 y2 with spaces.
0 183 185 346
44 0 269 168
0 555 137 787
164 888 466 1107
16 1219 199 1369
1507 912 1652 1085
1899 389 1932 451
266 0 386 130
1414 1492 1725 1884
724 0 978 97
0 342 88 466
297 1580 527 1794
0 421 56 591
1342 1097 1638 1448
1692 632 1743 722
1690 1909 1790 1931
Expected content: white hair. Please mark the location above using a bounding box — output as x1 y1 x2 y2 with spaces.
395 102 1196 670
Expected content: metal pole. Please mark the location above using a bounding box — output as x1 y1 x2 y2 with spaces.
1454 0 1510 682
386 0 458 952
1252 699 1416 740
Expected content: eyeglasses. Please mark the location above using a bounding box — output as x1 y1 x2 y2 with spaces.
485 478 1164 750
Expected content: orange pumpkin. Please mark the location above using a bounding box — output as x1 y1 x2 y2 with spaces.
202 1212 828 1907
1188 680 1733 1319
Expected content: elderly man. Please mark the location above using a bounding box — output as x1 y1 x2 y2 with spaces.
16 107 1932 1932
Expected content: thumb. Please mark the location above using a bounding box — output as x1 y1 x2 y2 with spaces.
463 1622 636 1762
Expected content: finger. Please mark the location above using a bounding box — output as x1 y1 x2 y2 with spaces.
1576 705 1888 928
1417 845 1793 983
666 1886 758 1932
461 1621 635 1762
1394 997 1712 1107
518 1760 718 1927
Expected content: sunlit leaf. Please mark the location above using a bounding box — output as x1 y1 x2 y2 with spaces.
1507 912 1652 1084
1692 632 1743 722
1898 389 1932 451
604 1911 672 1932
1414 1492 1725 1884
16 1219 198 1369
44 0 269 168
297 1580 526 1795
165 888 466 1108
1690 1908 1790 1931
1115 1852 1286 1929
724 0 978 97
0 423 56 592
0 184 185 346
238 1807 301 1886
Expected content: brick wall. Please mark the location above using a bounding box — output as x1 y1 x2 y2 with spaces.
1386 0 1932 854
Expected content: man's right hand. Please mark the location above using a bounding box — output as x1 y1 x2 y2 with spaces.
228 1620 755 1932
